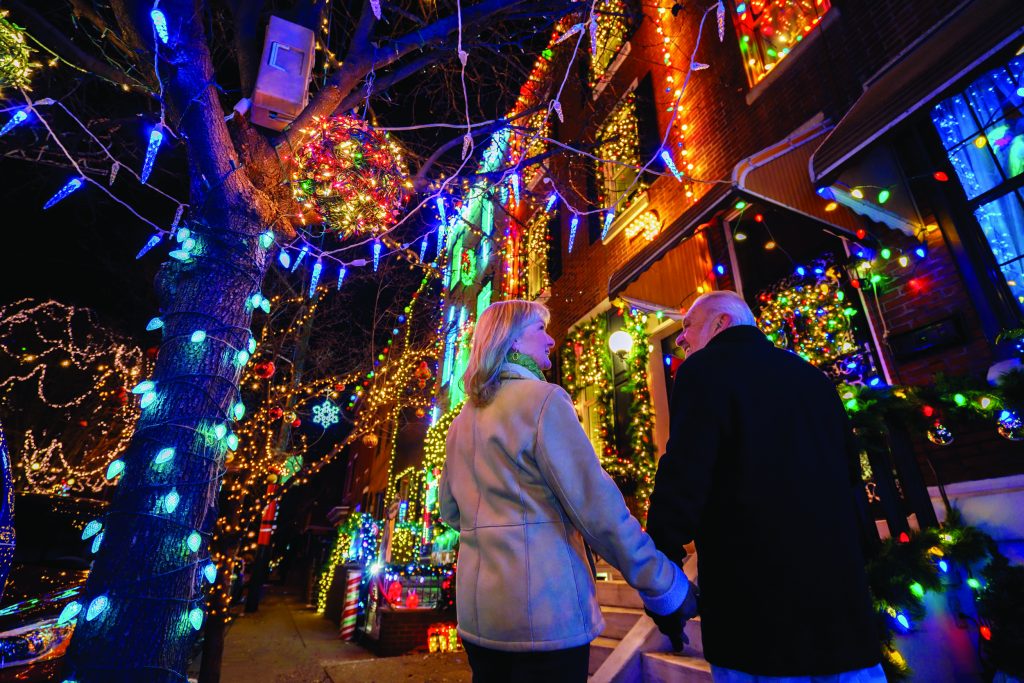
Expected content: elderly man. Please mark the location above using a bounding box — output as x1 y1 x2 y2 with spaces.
645 291 883 682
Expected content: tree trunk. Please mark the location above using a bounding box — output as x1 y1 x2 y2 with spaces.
63 193 271 682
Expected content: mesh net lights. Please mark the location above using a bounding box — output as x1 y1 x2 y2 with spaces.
291 114 411 238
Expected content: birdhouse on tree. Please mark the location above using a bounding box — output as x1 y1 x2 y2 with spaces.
251 16 315 131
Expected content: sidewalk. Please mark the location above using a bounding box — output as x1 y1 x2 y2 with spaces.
218 585 473 683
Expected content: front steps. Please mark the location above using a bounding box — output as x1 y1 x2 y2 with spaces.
590 560 711 682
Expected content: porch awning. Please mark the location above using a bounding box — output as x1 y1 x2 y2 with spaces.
733 118 861 235
607 182 733 302
810 0 1024 184
608 120 862 304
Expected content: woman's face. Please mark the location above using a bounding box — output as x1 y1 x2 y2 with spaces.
513 319 555 370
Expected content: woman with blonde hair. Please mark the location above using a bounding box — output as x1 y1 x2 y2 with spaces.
439 300 697 682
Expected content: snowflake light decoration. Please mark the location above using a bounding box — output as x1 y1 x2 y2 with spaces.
311 397 339 427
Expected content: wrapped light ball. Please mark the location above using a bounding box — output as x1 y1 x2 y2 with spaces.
291 114 410 238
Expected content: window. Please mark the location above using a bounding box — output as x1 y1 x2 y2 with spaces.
548 213 563 282
732 0 832 87
932 53 1024 309
596 91 642 211
590 0 633 90
526 212 551 299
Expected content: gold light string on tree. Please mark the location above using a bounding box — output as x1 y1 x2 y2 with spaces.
0 299 151 494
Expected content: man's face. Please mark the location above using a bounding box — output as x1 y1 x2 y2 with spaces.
676 304 725 356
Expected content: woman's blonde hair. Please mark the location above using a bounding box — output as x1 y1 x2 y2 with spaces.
462 300 550 407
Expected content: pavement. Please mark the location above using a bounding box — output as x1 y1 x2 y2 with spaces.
217 585 473 683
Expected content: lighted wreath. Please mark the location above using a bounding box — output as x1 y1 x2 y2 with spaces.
291 114 411 238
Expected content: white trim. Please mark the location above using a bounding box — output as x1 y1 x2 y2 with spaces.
602 192 650 244
843 237 895 386
928 474 1024 500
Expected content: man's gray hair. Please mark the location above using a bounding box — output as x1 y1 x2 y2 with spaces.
689 290 756 327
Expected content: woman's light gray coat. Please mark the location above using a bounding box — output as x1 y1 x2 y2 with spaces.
439 363 687 652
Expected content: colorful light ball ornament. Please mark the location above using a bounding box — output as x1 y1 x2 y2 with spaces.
291 114 411 238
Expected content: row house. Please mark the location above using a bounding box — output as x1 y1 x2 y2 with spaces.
490 0 1024 542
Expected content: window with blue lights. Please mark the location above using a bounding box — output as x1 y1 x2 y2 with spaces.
931 53 1024 309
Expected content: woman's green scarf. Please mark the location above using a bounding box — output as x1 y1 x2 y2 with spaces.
505 349 546 381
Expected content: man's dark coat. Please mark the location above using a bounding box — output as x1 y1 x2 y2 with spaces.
646 325 880 676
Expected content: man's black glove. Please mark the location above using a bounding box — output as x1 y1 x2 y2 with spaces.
645 579 699 652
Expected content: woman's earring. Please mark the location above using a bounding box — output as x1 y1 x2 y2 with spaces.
510 347 521 362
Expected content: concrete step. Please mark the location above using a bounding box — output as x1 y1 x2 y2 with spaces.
594 560 623 582
642 652 713 683
589 636 620 675
599 605 644 640
595 580 644 609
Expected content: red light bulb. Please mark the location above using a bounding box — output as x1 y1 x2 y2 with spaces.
754 213 764 222
922 405 935 417
855 229 867 240
933 171 949 182
980 625 992 641
898 532 910 543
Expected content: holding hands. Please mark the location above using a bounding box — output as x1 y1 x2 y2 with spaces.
645 579 700 652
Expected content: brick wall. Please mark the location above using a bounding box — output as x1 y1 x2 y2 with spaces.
545 0 968 340
360 608 458 657
540 0 1024 483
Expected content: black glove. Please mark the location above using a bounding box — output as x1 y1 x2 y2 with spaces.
645 579 699 651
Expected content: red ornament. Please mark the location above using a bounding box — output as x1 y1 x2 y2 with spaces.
980 625 992 641
291 418 302 427
754 213 764 222
269 407 284 420
898 531 910 543
933 171 949 182
254 361 276 379
850 279 861 289
922 405 935 418
334 383 346 392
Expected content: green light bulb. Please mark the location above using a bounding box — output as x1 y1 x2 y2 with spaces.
164 488 181 514
153 447 175 465
909 582 924 598
953 393 967 406
189 607 204 630
190 330 207 343
85 595 109 621
232 402 245 420
81 520 103 541
57 601 82 626
105 459 125 480
187 531 202 553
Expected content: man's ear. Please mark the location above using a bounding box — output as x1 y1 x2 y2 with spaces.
717 313 732 331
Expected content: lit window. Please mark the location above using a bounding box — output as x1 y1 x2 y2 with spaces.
590 0 631 88
932 53 1024 309
732 0 832 87
596 92 642 210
